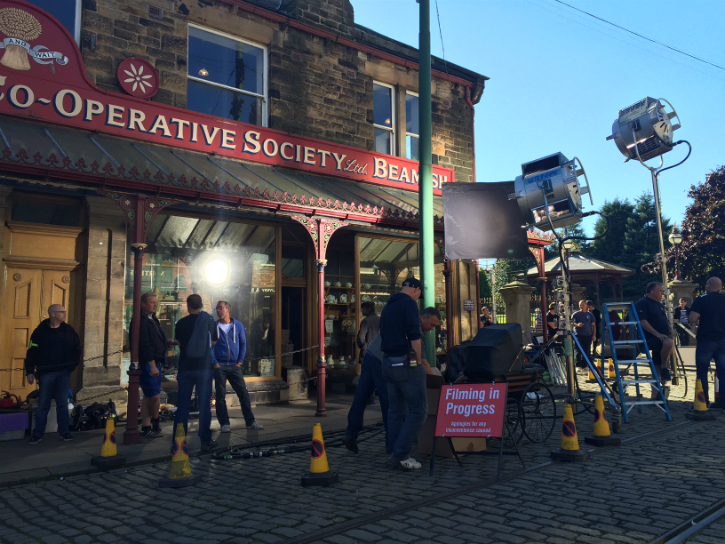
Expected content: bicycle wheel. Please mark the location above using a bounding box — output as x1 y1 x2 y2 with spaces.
502 396 524 447
521 382 557 443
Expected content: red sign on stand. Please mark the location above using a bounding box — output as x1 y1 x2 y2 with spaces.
434 383 508 438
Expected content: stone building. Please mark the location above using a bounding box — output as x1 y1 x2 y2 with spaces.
0 0 487 409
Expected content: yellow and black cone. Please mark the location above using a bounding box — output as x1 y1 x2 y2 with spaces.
159 424 202 488
301 423 338 486
686 379 717 421
551 403 589 461
91 417 126 468
608 359 615 378
585 394 621 447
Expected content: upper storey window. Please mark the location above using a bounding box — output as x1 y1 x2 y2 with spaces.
187 25 267 127
373 82 395 155
28 0 81 44
405 92 420 161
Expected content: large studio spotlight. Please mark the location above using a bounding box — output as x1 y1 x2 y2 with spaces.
510 152 593 231
606 97 681 163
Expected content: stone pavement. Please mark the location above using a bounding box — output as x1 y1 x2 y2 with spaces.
1 347 724 544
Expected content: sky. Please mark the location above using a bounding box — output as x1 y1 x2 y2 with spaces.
352 0 725 236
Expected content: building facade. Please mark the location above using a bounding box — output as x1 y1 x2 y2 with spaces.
0 0 487 408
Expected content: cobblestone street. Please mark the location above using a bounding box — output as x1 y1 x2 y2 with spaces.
1 356 724 544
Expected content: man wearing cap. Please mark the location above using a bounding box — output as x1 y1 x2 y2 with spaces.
379 277 432 471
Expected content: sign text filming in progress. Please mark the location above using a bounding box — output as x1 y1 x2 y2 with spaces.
434 383 508 439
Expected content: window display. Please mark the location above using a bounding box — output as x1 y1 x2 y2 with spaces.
123 214 276 377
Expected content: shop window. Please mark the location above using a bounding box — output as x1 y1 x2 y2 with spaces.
11 201 80 227
281 245 305 278
123 214 277 378
28 0 81 44
405 92 420 161
373 82 395 155
187 25 267 126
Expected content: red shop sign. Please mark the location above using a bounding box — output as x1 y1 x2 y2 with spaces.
434 383 508 439
0 0 453 194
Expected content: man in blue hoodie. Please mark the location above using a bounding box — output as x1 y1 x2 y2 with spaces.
379 277 432 471
212 301 263 432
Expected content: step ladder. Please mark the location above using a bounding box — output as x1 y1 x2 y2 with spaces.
602 302 672 423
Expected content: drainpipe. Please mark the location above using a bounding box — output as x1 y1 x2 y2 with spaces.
465 87 480 324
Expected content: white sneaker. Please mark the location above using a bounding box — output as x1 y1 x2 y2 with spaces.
246 421 264 430
221 424 231 433
399 457 422 470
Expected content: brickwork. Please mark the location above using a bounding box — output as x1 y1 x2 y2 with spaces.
79 0 481 183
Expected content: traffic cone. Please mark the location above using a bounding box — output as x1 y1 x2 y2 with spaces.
91 417 126 468
301 423 338 486
551 402 589 461
608 359 615 378
585 394 621 446
159 424 202 488
686 379 717 421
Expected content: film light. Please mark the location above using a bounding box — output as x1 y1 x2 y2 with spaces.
606 97 681 162
509 152 593 231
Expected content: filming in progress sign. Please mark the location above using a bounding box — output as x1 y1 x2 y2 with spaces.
434 384 508 438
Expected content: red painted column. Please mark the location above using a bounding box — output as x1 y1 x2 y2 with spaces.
537 248 548 342
124 242 146 444
315 259 327 417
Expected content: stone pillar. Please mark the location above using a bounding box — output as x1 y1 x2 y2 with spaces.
78 196 128 401
499 281 535 335
571 283 586 305
668 279 698 309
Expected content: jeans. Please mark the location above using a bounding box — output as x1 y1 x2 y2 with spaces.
32 370 71 438
382 357 427 461
695 339 725 409
575 335 593 366
213 365 255 426
345 353 390 449
173 369 213 446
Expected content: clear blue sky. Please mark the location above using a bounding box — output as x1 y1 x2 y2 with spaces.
353 0 725 235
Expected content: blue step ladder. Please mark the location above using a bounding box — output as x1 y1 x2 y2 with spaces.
602 302 672 423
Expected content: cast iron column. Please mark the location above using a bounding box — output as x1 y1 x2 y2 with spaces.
418 0 435 363
124 242 146 444
316 259 327 417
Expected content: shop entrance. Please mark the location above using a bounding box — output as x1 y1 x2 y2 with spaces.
281 286 306 367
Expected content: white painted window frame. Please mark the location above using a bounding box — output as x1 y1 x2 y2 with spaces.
373 81 396 155
405 90 420 159
186 23 269 127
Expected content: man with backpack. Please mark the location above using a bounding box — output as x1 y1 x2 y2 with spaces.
172 294 218 450
212 300 263 432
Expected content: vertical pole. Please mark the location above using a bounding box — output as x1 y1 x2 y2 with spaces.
315 259 327 417
418 0 435 364
443 259 453 351
474 265 481 331
537 248 548 342
124 242 146 445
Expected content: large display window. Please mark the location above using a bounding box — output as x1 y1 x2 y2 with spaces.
123 213 277 377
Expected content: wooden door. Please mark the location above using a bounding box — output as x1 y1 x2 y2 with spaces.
1 268 42 397
0 268 73 398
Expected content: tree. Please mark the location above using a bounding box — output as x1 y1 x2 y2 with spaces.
589 198 636 265
544 223 590 260
479 268 492 298
680 165 725 287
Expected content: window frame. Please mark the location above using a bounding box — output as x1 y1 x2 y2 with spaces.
186 23 269 127
405 90 420 161
372 81 396 156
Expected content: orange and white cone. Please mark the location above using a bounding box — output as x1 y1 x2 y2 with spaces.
585 394 621 446
551 403 589 461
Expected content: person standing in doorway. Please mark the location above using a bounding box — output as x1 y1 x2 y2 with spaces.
357 301 380 363
380 278 432 471
173 294 218 451
26 305 81 444
212 300 263 432
136 292 167 438
674 298 692 347
572 300 596 368
688 277 725 410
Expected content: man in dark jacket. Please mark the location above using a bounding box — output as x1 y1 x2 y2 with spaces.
26 304 81 444
135 292 167 438
379 277 432 471
212 300 262 432
674 298 691 347
357 301 380 363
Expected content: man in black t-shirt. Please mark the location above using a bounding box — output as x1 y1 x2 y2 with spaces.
587 300 602 354
546 303 559 333
635 282 673 389
172 294 219 450
688 277 725 410
673 298 691 347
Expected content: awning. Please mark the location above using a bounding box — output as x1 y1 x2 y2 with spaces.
0 116 443 227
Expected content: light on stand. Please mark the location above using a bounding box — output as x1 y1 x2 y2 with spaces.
510 152 593 231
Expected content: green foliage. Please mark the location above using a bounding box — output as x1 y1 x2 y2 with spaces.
680 166 725 287
479 267 492 298
544 224 590 259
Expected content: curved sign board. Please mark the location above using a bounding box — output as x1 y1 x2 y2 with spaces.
0 0 452 195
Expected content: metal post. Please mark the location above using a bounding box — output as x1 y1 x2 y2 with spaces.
443 259 453 351
124 242 145 445
418 0 435 363
315 259 327 417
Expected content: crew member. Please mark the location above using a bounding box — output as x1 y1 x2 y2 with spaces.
357 301 380 363
572 300 596 367
674 298 692 347
546 303 559 334
136 292 167 438
587 300 602 355
635 282 674 394
688 277 725 410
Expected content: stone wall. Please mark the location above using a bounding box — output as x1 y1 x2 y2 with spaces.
80 0 479 182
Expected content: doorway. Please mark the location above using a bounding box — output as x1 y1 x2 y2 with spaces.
281 286 305 366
